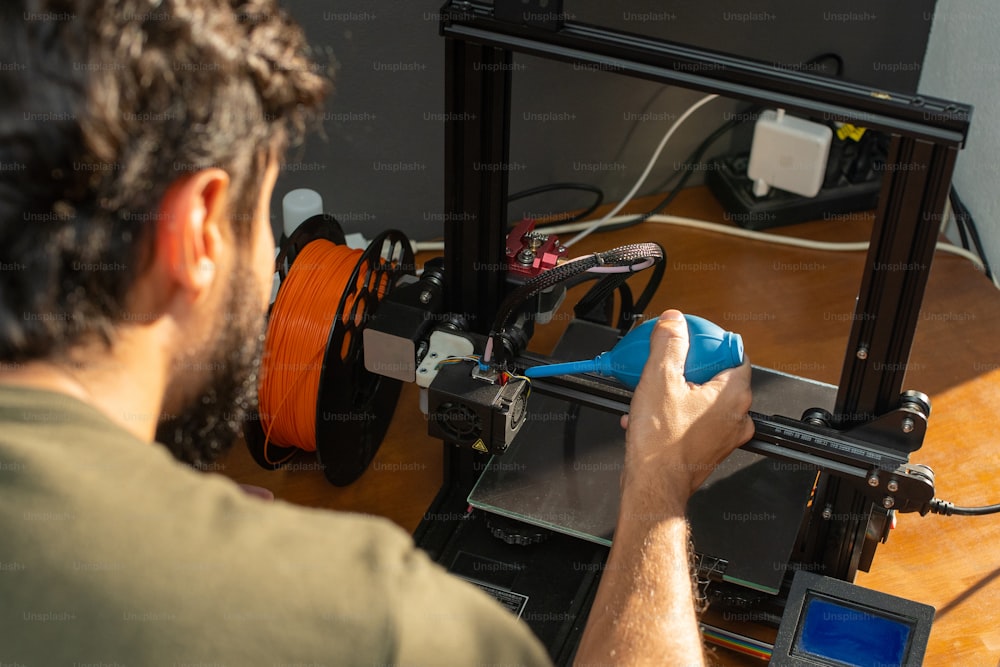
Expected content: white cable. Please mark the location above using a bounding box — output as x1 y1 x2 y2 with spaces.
936 242 990 276
415 93 718 254
646 214 870 251
648 215 991 278
538 213 869 251
414 213 995 286
562 93 720 248
525 212 995 279
937 197 1000 288
647 214 872 251
411 240 443 253
413 216 990 277
939 198 953 238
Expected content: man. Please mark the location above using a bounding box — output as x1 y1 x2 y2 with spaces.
0 1 753 665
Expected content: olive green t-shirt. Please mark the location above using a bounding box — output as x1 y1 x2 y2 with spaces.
0 385 552 666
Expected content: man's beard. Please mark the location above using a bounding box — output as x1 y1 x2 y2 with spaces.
155 268 266 467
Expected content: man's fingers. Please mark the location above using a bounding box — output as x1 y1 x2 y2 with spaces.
620 413 629 430
648 310 690 385
706 358 753 392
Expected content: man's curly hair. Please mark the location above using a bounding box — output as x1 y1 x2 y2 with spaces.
0 0 329 361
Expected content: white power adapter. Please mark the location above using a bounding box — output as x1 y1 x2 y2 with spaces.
746 109 832 198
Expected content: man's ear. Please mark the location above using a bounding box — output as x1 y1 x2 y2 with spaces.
156 169 232 295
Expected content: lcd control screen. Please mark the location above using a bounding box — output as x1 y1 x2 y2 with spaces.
793 594 913 667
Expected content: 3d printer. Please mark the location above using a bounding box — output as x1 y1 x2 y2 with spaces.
252 2 976 664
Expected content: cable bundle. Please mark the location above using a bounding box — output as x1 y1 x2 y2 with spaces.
483 242 664 366
258 239 387 462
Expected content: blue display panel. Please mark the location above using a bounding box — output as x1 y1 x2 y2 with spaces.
793 594 912 667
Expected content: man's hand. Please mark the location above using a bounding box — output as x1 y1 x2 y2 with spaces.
622 309 754 502
575 309 753 667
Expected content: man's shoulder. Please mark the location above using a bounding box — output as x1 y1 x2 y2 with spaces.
0 388 551 666
0 398 420 662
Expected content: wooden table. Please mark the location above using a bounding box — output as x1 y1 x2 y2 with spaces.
219 186 1000 666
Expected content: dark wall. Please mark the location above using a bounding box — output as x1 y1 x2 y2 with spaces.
272 1 937 243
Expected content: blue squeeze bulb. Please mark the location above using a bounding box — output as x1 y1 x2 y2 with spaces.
524 314 744 389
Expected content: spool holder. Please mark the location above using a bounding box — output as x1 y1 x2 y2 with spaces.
244 214 415 485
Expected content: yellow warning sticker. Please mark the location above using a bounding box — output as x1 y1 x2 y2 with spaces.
472 439 489 453
837 123 867 142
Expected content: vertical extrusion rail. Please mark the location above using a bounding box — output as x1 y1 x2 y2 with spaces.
834 137 960 425
814 136 959 581
443 38 513 334
438 39 514 505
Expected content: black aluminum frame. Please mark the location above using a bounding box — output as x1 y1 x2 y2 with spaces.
438 0 971 583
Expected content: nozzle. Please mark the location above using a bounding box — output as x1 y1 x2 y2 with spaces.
522 357 602 380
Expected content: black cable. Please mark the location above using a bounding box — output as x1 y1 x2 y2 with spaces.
928 499 1000 516
572 242 666 330
507 182 605 225
631 251 666 317
949 187 972 251
953 202 971 251
486 243 664 366
552 271 632 332
628 52 844 227
574 273 634 333
544 50 844 238
586 112 753 236
950 187 993 280
951 188 990 276
611 85 674 167
641 116 747 216
491 243 663 335
613 282 636 332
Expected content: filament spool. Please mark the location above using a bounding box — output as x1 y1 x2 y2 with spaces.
243 214 414 486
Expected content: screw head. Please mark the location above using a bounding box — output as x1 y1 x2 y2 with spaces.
887 480 900 493
821 505 833 520
516 249 535 266
419 290 432 304
882 496 895 509
867 473 880 487
901 417 915 434
856 345 869 360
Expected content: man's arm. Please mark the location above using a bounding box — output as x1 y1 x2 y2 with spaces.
575 310 754 666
